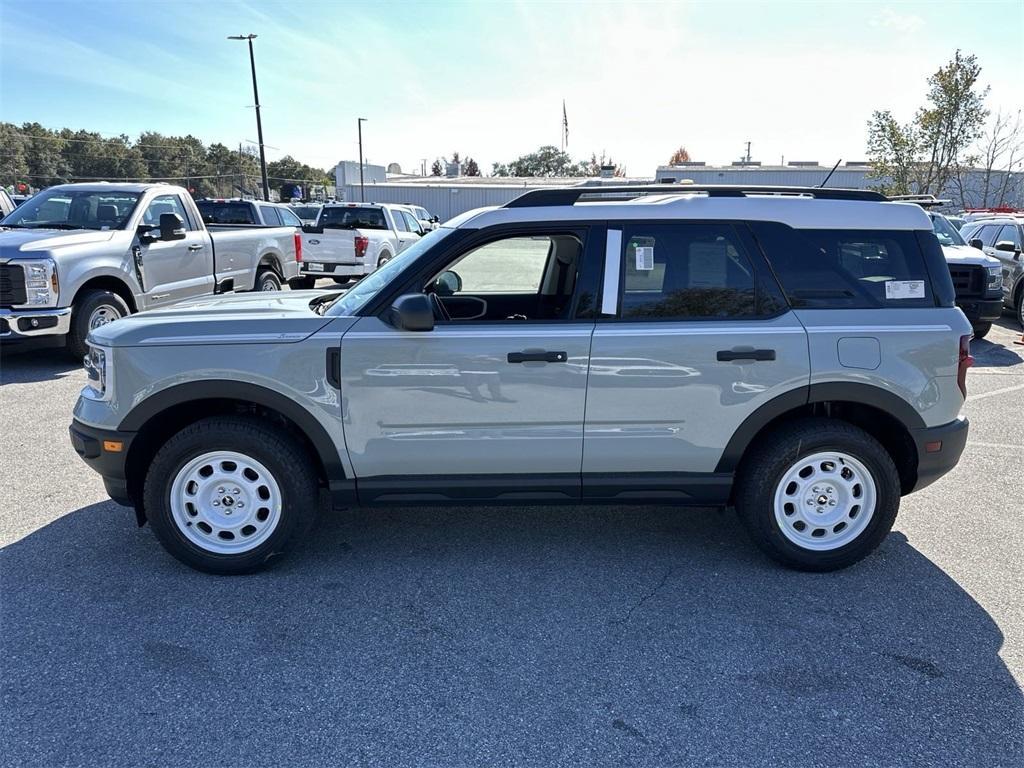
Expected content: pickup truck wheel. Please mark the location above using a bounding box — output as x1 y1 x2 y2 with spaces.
377 252 392 268
972 322 991 339
67 289 130 360
1016 289 1024 329
256 269 281 291
289 276 316 290
143 416 318 574
734 418 900 572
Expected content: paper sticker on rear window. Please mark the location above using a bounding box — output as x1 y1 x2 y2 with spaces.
885 280 925 300
635 246 654 271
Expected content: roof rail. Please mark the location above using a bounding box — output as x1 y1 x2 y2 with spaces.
504 184 888 208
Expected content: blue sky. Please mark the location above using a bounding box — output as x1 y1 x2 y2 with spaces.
1 0 1021 175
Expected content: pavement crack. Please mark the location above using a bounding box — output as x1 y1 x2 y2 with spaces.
610 567 674 626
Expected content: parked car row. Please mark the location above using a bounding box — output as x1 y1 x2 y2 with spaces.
960 216 1024 328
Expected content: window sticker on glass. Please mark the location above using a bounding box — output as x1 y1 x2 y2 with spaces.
884 280 925 300
635 245 654 271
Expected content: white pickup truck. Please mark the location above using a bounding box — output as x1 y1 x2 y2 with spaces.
293 202 424 287
0 182 302 357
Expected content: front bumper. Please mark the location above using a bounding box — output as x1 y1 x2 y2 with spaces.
909 416 969 493
955 297 1003 324
69 419 135 508
0 307 71 338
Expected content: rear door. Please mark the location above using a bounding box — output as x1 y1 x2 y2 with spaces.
581 221 809 499
135 193 213 306
258 204 283 226
389 208 420 254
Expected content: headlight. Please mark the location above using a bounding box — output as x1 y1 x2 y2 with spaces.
82 345 112 402
14 258 59 306
986 266 1002 290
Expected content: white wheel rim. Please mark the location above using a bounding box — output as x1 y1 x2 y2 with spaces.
773 451 877 551
260 276 279 291
169 451 282 554
89 304 121 329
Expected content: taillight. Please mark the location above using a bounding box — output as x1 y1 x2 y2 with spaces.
957 334 973 398
293 231 302 263
354 236 369 259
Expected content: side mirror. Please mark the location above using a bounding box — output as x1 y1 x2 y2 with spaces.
429 270 462 296
969 238 984 250
431 215 439 223
388 293 434 332
159 212 186 241
302 223 323 235
995 240 1019 253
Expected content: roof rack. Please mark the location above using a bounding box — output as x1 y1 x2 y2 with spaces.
889 194 951 208
504 184 888 208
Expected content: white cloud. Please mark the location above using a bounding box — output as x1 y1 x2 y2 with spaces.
871 7 926 34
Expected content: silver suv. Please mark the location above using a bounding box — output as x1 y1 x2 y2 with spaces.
70 185 972 574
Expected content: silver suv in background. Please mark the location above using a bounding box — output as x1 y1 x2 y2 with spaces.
71 185 971 575
961 216 1024 327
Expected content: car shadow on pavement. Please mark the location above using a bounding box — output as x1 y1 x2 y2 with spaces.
2 501 1022 768
0 343 80 384
971 335 1023 368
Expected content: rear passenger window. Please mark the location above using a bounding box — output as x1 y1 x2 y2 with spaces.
259 205 283 226
998 224 1021 248
618 223 773 319
750 222 935 308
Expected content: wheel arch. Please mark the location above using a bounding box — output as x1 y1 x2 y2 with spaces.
257 253 283 277
119 380 351 517
717 383 922 496
72 276 138 313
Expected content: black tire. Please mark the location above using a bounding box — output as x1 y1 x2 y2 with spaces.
332 277 355 285
1016 288 1024 329
289 276 317 291
143 416 318 574
972 322 992 339
377 252 392 268
734 418 901 572
256 268 282 292
67 289 130 360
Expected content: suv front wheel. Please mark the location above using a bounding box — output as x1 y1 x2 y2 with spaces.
143 416 318 574
735 418 900 571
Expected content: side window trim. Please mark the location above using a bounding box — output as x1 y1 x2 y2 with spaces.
601 229 622 316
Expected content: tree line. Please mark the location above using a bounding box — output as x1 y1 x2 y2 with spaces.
0 122 333 199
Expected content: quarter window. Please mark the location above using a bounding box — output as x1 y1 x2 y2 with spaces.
997 224 1021 248
618 223 761 319
392 210 409 232
279 208 301 227
259 205 283 226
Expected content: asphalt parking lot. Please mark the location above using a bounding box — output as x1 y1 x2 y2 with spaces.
1 317 1022 768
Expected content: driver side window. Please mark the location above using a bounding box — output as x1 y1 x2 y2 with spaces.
426 234 583 322
143 195 193 230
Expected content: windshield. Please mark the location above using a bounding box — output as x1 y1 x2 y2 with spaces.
327 227 455 316
197 201 255 224
1 188 141 230
930 213 967 246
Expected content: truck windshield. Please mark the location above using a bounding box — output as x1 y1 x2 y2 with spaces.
1 189 141 230
931 214 967 247
196 201 256 224
326 227 456 316
321 206 387 230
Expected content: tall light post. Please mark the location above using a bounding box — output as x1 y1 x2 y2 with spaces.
228 34 270 201
357 118 367 202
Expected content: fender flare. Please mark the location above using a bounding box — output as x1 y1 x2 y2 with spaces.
715 382 924 474
118 379 349 491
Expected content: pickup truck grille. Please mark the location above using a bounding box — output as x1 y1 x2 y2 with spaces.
0 264 27 307
948 265 984 298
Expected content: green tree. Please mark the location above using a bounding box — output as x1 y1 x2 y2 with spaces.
430 159 443 176
866 110 919 195
463 157 481 176
668 146 692 165
491 145 578 177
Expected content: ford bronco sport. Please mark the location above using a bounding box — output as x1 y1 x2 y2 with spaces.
70 185 972 574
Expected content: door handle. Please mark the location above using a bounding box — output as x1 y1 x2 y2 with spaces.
187 244 204 252
717 348 776 362
507 350 567 364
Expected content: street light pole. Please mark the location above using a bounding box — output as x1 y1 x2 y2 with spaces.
357 118 367 202
228 34 270 201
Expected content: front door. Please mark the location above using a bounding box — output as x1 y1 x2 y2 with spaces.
339 226 601 502
135 193 212 307
582 221 810 498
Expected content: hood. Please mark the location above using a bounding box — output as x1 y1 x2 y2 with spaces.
89 289 345 348
0 228 117 261
942 244 1000 267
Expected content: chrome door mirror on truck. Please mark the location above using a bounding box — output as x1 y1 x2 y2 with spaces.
995 240 1020 254
969 238 984 250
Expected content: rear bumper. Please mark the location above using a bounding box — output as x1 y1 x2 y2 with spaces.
0 307 71 338
69 419 135 507
301 262 369 277
909 416 969 493
956 297 1003 323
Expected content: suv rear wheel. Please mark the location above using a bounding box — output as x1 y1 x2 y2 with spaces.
143 416 318 574
735 418 900 571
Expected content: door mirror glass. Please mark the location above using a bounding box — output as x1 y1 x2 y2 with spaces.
302 223 323 235
388 293 434 332
430 270 462 296
969 238 984 250
995 240 1018 253
159 212 186 241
